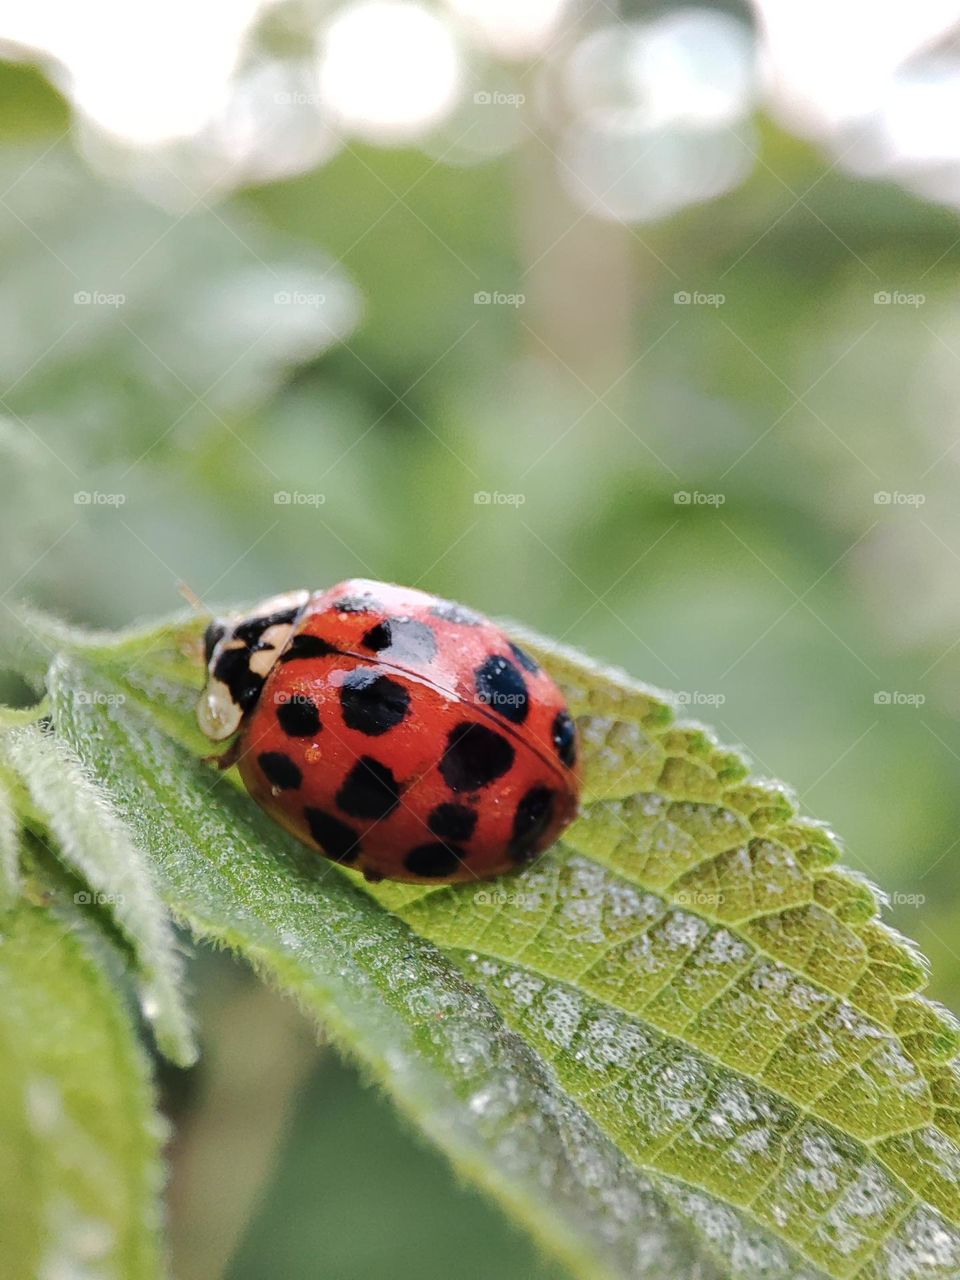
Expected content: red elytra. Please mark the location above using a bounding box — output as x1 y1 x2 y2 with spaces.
197 580 581 883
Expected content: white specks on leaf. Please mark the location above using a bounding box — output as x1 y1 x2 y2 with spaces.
698 928 752 969
786 1131 844 1196
539 987 585 1050
877 1207 960 1280
662 911 710 952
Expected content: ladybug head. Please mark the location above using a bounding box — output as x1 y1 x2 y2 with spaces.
196 589 310 741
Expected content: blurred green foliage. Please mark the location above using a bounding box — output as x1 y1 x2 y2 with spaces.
4 43 960 1279
233 1052 567 1280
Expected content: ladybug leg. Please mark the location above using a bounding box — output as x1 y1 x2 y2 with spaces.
202 737 244 771
362 867 385 884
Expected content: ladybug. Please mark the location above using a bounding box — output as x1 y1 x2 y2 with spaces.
197 580 581 883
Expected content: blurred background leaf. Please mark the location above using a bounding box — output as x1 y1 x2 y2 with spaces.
4 1 960 1275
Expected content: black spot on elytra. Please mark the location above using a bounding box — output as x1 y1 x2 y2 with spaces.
552 709 577 768
277 694 321 738
336 756 402 820
509 785 555 863
428 802 477 842
439 721 515 792
204 620 226 664
258 751 302 790
340 668 410 736
362 617 438 664
334 592 383 614
509 641 539 674
475 654 529 725
430 599 483 627
305 807 361 863
279 634 340 663
404 842 464 878
233 605 302 647
213 645 265 712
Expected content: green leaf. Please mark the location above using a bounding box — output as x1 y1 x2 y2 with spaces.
0 858 166 1280
1 723 196 1067
37 613 960 1279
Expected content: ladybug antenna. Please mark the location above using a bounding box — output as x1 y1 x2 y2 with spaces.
177 580 208 615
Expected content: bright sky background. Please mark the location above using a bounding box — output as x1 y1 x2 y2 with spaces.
2 0 960 214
